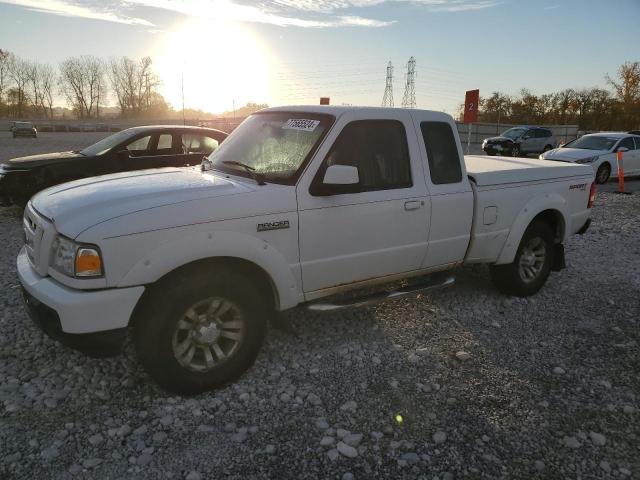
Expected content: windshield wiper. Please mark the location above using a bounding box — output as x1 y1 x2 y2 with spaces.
222 161 266 186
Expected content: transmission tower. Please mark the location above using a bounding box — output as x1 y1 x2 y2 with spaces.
381 61 394 107
401 56 416 109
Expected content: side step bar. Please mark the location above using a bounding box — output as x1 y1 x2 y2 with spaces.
306 274 455 312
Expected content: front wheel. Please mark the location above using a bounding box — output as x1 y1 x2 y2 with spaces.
490 221 554 297
511 144 521 157
595 163 611 184
134 268 269 394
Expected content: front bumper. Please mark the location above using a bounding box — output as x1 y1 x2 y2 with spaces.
483 144 509 154
21 287 127 357
17 248 144 352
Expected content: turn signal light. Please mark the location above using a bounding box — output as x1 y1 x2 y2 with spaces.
75 248 102 277
588 183 596 208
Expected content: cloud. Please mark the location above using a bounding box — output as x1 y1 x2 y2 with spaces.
1 0 154 25
1 0 499 28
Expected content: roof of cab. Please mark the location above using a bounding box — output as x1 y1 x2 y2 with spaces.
261 105 454 121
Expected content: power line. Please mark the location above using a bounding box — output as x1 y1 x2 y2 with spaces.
382 61 394 107
401 56 417 109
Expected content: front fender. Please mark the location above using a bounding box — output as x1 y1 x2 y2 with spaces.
495 193 568 265
117 230 300 310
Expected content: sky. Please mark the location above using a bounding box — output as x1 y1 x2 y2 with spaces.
0 0 639 115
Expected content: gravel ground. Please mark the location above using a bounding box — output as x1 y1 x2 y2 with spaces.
1 182 639 478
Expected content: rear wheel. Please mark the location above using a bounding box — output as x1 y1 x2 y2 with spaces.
595 163 611 184
490 221 554 297
543 145 552 153
134 268 269 394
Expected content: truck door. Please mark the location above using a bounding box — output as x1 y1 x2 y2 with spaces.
411 113 474 269
296 110 430 295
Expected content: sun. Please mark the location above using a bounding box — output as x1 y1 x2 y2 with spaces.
153 19 271 114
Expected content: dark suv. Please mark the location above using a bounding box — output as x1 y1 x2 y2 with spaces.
482 126 556 157
11 121 37 138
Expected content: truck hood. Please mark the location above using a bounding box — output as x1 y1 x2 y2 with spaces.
543 147 609 162
2 151 84 169
31 167 256 238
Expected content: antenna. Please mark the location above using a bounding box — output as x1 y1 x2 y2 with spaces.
382 61 394 107
401 56 416 109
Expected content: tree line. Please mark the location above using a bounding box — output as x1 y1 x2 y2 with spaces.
0 50 170 120
459 62 640 131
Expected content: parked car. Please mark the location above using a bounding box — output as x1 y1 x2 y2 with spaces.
0 125 228 206
17 106 595 393
11 121 37 138
482 126 556 157
540 132 640 184
628 130 640 136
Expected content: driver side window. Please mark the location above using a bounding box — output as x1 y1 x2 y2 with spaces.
317 120 412 192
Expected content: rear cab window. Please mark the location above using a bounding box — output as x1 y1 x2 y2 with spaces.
420 122 463 185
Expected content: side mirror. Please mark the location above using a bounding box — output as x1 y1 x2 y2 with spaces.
617 146 629 153
312 165 360 196
323 165 359 185
116 150 130 161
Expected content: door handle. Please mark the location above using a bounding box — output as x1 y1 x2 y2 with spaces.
404 200 422 211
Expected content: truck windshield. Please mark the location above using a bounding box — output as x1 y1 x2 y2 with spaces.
562 136 618 151
502 127 526 139
208 112 334 184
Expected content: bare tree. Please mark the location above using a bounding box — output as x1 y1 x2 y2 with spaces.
0 49 11 112
59 55 106 119
607 61 640 128
109 56 159 118
7 53 30 117
38 63 57 119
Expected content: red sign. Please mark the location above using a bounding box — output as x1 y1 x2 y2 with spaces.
320 97 330 105
463 89 479 124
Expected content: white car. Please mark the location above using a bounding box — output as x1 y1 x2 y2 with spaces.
540 132 640 184
18 106 594 393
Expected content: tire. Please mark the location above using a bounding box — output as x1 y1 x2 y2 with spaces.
489 221 554 297
595 163 611 184
134 268 269 394
543 145 552 152
511 144 521 157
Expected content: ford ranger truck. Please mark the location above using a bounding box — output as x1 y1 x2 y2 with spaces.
17 106 595 394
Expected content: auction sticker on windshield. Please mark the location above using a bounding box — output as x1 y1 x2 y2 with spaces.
282 119 320 132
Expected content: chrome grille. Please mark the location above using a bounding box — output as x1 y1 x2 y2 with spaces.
23 204 53 276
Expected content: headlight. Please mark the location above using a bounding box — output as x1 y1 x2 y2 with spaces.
51 235 103 278
576 156 599 164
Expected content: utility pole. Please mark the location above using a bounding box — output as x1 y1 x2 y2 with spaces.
181 70 185 126
401 56 416 109
382 61 394 107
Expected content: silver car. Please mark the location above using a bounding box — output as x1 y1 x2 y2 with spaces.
482 126 557 157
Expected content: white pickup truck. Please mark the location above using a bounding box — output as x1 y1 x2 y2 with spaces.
18 106 595 393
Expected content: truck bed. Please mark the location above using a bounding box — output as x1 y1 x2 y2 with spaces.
464 155 592 186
